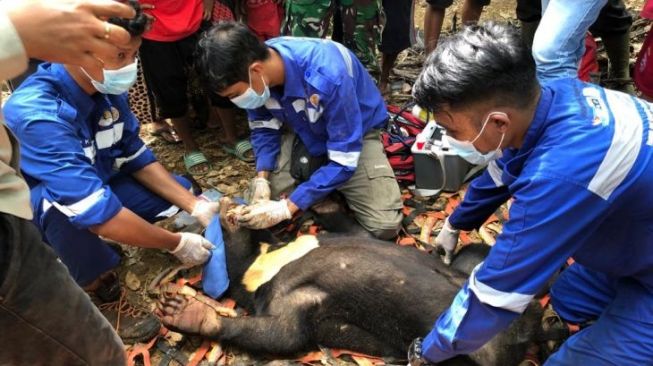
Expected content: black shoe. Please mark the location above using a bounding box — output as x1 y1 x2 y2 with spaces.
98 291 161 344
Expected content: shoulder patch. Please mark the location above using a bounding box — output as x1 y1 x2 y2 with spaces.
98 109 114 127
111 107 120 122
309 94 320 108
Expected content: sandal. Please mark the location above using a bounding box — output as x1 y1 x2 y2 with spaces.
222 139 255 163
149 125 182 144
184 151 211 176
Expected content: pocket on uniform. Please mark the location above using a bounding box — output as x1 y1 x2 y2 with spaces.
364 159 394 179
363 159 403 210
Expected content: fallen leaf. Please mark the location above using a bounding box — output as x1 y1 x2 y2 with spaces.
163 331 184 347
420 215 437 245
217 183 239 196
204 170 220 178
486 222 503 234
484 214 499 225
352 356 375 366
397 236 417 246
297 351 325 364
478 226 496 246
459 231 473 245
125 271 141 291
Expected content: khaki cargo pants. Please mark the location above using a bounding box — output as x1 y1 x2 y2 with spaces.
269 129 403 239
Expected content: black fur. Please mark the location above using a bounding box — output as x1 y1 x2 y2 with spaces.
214 227 541 365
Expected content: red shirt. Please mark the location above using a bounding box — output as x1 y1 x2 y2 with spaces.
141 0 203 42
642 0 653 19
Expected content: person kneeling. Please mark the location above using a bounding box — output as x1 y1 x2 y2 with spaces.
4 6 218 344
198 22 403 239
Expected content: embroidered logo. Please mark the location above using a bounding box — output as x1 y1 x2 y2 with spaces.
582 87 609 126
111 107 120 121
98 110 113 126
309 94 320 107
98 107 120 127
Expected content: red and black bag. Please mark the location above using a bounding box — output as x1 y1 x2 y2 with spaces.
382 103 427 184
578 32 599 83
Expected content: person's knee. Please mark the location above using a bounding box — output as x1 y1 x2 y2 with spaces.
531 35 558 65
359 211 403 240
545 312 653 365
41 209 121 286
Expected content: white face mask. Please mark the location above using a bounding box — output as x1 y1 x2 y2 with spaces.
444 112 507 165
82 58 138 95
230 69 270 110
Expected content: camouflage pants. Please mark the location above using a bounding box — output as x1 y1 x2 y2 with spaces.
283 0 384 72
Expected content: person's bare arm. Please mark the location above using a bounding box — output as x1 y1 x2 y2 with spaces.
4 0 135 81
91 207 180 250
92 208 215 266
132 162 198 214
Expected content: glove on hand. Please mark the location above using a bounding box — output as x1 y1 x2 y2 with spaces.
191 200 221 227
247 177 271 204
435 218 459 265
170 232 215 266
238 199 292 229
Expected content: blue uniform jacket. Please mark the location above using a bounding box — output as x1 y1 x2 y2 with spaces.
423 78 653 362
247 37 388 210
4 63 157 230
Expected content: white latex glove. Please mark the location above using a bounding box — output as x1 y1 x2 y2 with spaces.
170 233 215 266
435 218 459 265
248 177 271 204
191 200 221 227
238 199 292 229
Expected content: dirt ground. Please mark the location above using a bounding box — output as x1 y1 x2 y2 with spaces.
1 0 648 365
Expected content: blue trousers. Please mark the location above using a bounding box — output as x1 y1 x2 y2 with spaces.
533 0 608 81
546 264 653 365
38 174 191 286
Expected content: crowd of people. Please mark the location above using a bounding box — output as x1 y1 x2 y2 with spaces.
1 0 653 365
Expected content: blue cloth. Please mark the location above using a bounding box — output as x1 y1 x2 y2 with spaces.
422 78 653 363
550 264 615 324
546 264 653 365
42 174 191 286
246 37 388 210
533 0 608 81
4 63 157 230
202 216 230 299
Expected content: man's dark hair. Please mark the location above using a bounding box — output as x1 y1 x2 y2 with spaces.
197 22 270 93
108 0 148 37
413 22 539 114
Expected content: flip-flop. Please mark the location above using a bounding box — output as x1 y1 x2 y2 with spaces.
184 151 211 176
222 139 255 163
149 126 182 144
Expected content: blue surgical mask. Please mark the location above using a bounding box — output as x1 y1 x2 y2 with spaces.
444 112 507 165
230 70 270 109
83 58 138 95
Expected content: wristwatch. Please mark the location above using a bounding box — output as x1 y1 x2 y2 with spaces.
407 338 435 366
